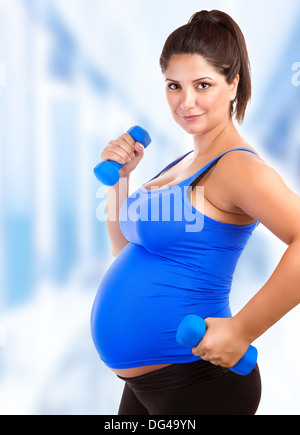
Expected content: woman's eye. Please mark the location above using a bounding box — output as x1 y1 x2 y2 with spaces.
197 83 210 90
168 83 180 90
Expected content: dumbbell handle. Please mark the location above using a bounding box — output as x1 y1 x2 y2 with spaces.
176 315 258 376
94 126 152 186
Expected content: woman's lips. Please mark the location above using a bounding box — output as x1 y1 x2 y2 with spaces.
181 114 205 122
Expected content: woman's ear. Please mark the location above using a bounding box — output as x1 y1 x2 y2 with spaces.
230 74 240 101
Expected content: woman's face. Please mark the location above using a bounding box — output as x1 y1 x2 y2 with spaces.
164 54 239 135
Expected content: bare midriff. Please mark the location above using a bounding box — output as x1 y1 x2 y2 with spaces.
111 364 172 378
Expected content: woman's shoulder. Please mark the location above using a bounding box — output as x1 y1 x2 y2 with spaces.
218 139 266 168
211 140 272 202
216 142 300 244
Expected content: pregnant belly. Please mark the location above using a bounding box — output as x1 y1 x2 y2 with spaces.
90 243 231 374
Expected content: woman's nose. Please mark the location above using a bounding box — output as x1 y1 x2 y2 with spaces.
180 89 197 111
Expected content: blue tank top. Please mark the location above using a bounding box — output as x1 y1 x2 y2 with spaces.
91 148 260 369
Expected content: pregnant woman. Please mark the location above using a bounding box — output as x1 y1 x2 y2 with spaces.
91 10 300 415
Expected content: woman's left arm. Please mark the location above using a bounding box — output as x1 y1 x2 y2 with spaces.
194 152 300 366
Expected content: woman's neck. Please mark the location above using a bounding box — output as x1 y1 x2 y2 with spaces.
192 118 241 160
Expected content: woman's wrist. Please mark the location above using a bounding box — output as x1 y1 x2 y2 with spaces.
230 314 255 346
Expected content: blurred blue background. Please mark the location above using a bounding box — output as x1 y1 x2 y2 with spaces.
0 0 299 415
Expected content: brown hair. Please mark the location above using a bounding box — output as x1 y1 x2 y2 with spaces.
160 10 251 124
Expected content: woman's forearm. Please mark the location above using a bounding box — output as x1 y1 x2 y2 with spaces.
106 176 130 257
234 238 300 343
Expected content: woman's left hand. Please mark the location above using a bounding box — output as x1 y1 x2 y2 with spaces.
192 317 251 368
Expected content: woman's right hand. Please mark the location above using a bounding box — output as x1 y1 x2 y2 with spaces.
101 132 145 178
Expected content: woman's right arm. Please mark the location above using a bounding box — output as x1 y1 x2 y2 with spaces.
102 132 145 257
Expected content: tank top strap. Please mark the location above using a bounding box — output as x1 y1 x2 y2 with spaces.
186 147 260 185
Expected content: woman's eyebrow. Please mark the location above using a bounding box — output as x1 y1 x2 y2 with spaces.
165 77 215 82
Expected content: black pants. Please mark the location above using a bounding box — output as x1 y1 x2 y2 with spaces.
118 360 261 415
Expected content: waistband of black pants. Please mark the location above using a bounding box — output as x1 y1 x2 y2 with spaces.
117 360 230 393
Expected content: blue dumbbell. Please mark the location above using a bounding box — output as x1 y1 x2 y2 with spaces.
176 315 258 376
94 126 152 186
